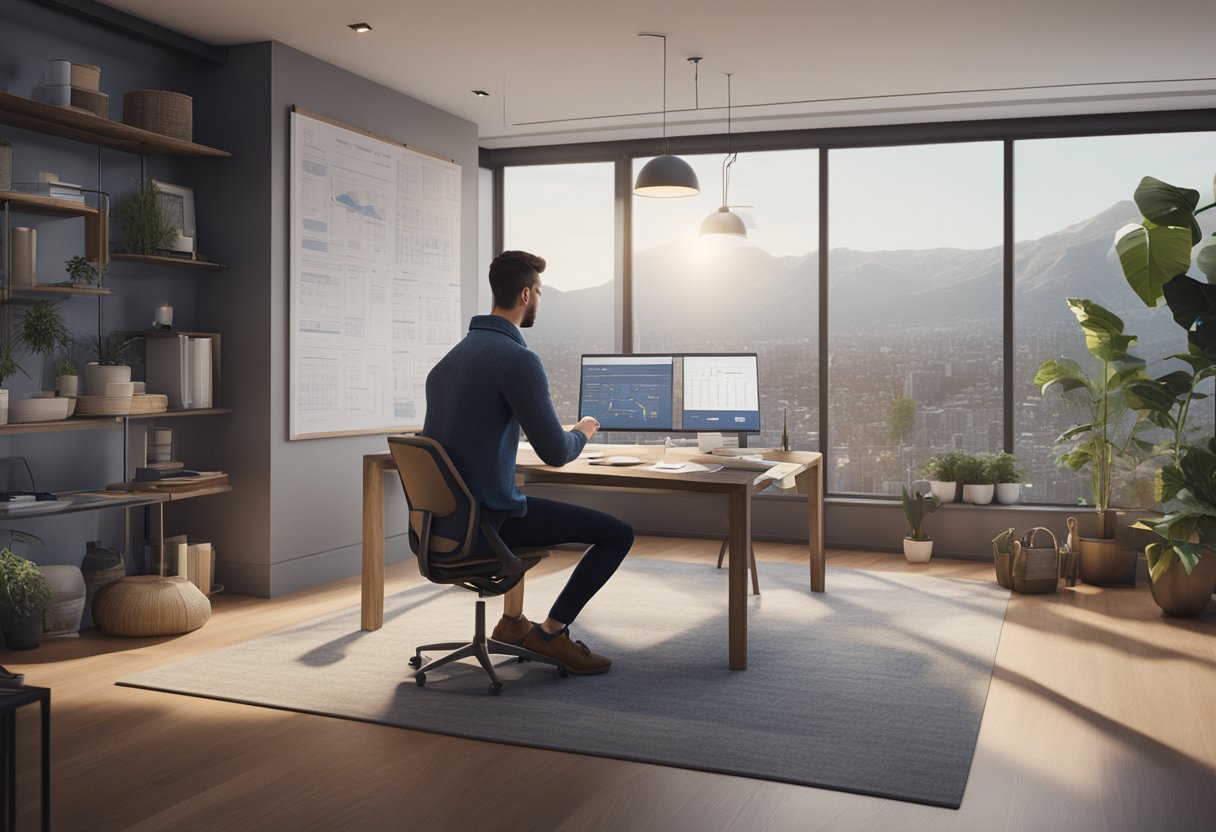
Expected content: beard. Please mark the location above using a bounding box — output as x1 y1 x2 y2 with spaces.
520 296 539 328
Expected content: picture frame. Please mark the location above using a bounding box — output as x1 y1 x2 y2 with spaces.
151 178 196 256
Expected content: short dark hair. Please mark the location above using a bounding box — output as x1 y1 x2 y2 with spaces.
489 250 546 309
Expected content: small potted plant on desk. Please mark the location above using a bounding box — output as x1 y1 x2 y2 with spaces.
0 547 52 650
988 452 1026 505
82 333 140 396
65 254 107 288
902 486 942 563
1035 298 1151 586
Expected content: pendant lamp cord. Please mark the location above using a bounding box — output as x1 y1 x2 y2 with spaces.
723 73 737 208
662 35 669 155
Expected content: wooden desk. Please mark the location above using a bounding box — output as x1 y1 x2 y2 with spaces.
362 446 824 670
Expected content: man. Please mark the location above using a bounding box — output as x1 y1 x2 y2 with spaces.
422 250 634 675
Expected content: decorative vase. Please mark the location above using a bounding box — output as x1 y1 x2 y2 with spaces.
963 484 994 505
57 375 78 397
81 540 126 620
83 363 131 396
928 481 956 504
0 143 11 191
1150 554 1216 617
995 483 1022 505
1079 537 1137 586
903 538 933 563
39 564 86 635
0 607 44 650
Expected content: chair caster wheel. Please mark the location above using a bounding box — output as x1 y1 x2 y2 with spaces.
557 667 569 679
415 672 426 687
517 656 528 663
489 682 504 696
408 655 421 669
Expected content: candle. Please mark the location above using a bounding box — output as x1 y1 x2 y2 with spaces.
154 303 173 327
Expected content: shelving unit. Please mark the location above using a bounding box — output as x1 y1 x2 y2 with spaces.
110 253 227 270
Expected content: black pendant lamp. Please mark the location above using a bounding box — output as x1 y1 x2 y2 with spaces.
633 33 700 198
700 73 747 237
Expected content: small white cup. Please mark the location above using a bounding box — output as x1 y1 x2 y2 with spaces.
45 59 72 86
105 381 135 397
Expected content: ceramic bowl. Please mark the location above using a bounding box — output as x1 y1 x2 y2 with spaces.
105 381 135 397
10 396 72 423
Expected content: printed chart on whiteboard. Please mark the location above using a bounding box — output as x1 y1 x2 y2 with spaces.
289 110 462 438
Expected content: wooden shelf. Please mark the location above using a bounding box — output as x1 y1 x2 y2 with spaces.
5 284 113 297
110 253 227 270
126 407 232 421
0 190 98 218
0 91 230 158
0 418 117 436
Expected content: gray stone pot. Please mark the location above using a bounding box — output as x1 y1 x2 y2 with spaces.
0 607 43 650
40 564 86 635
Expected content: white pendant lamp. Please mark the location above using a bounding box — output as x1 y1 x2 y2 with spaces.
634 33 700 198
700 72 747 237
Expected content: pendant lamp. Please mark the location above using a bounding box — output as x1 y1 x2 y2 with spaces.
634 33 700 198
700 73 747 237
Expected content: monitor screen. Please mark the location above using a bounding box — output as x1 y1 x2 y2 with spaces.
681 354 761 432
579 355 674 431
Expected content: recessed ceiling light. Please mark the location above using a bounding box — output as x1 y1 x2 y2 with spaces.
348 22 372 33
471 90 490 97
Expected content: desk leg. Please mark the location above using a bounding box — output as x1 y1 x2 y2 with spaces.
797 460 825 592
728 487 751 671
362 457 386 631
40 693 49 832
3 710 14 832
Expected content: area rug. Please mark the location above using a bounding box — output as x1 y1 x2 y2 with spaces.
119 558 1009 808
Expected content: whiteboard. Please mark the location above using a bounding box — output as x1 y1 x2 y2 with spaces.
289 109 462 440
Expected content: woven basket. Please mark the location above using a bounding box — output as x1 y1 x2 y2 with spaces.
1010 527 1062 595
71 63 101 91
992 528 1015 589
123 90 192 141
92 575 210 637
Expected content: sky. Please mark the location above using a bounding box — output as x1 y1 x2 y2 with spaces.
500 132 1215 292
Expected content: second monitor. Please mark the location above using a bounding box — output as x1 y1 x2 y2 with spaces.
579 355 674 431
681 353 761 432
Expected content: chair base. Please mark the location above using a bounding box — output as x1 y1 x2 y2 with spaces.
410 600 566 695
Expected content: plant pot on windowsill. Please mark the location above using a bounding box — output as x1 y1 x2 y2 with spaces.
903 537 933 563
928 481 957 504
995 482 1022 504
962 483 994 505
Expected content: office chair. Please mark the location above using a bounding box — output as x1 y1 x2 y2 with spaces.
388 434 566 696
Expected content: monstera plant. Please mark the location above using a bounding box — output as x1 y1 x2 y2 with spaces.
1112 175 1216 614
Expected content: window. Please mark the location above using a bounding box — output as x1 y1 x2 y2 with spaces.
1014 132 1216 506
827 142 1004 495
502 163 616 423
632 150 820 450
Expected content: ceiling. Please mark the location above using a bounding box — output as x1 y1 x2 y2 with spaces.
99 0 1216 148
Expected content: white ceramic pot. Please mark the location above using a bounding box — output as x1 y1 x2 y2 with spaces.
0 388 7 425
995 482 1022 505
929 481 957 504
903 538 934 563
83 363 131 396
57 374 79 397
963 483 994 505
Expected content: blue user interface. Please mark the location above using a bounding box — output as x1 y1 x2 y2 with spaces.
681 354 761 432
579 355 674 431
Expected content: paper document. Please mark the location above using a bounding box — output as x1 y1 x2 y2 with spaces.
642 462 723 474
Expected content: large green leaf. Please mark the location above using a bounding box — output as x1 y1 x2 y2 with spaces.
1034 357 1090 394
1067 298 1138 362
1123 378 1177 412
1055 423 1094 443
1057 448 1094 472
1115 223 1194 307
1146 540 1177 583
1133 176 1202 244
1157 464 1185 503
1163 275 1216 354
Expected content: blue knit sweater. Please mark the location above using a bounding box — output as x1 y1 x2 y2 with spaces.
422 315 587 538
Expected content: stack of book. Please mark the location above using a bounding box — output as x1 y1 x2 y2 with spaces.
10 175 85 202
163 534 215 596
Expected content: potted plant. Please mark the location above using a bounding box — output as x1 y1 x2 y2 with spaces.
112 179 176 255
16 299 72 391
1034 298 1153 586
901 485 942 563
0 547 52 650
0 345 29 426
922 450 964 503
0 136 11 192
83 333 140 395
1111 175 1216 614
57 355 78 397
65 254 108 287
957 453 994 505
987 452 1025 505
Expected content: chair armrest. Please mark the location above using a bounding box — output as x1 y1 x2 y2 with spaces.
480 515 525 577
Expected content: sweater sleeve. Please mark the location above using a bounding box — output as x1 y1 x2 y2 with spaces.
502 350 587 466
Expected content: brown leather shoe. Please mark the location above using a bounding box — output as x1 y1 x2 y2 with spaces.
491 613 532 645
522 626 612 675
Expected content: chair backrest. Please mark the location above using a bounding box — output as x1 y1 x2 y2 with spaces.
388 435 478 559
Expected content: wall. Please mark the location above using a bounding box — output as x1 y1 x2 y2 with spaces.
0 0 220 580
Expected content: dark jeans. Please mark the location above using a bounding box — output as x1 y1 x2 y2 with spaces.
496 496 633 625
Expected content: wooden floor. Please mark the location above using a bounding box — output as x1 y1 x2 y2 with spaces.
6 538 1216 831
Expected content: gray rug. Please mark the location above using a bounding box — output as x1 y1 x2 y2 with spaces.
119 558 1009 808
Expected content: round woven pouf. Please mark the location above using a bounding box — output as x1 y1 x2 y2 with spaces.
92 576 211 637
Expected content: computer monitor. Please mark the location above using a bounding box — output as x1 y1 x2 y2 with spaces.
578 354 674 431
681 353 761 433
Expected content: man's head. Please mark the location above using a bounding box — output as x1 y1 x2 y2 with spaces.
489 250 546 328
